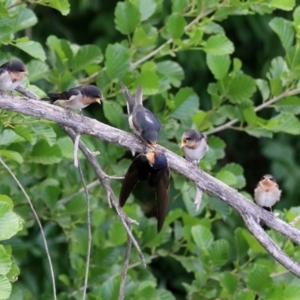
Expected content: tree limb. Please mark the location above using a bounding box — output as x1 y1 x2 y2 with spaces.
1 93 300 276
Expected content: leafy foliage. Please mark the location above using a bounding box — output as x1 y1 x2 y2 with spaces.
0 0 300 299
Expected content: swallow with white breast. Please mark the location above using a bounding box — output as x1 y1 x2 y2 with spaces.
121 83 161 149
180 130 208 164
0 59 28 92
254 174 281 212
119 150 170 232
43 85 103 112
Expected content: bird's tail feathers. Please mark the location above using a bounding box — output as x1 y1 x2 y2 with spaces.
120 82 135 114
135 85 143 105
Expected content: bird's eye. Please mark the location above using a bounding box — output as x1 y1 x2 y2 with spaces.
269 177 275 182
185 137 191 141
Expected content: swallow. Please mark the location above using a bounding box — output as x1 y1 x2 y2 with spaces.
0 59 28 92
43 85 103 111
121 83 161 148
119 150 170 232
180 130 208 164
254 174 281 212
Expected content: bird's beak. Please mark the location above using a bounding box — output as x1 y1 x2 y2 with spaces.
180 140 186 148
146 152 155 165
95 98 101 104
147 143 156 150
24 70 29 75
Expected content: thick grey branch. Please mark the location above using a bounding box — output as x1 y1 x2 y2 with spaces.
1 94 300 276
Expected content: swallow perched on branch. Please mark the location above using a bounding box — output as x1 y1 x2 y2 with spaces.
180 130 208 164
254 174 281 212
119 150 170 232
121 82 161 148
0 59 28 92
43 85 103 111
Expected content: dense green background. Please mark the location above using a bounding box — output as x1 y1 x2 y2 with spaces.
1 0 300 299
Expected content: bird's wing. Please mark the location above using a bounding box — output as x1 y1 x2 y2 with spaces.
0 67 7 76
132 106 161 132
121 82 135 115
149 166 170 232
119 154 149 206
47 88 80 102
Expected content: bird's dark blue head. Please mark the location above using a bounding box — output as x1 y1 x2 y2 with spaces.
5 59 27 73
142 129 159 146
82 85 103 100
146 151 168 169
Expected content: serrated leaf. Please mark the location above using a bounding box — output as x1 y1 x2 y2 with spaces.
269 17 294 51
243 231 266 254
103 101 124 127
274 96 300 114
167 13 186 39
268 112 300 134
228 75 256 103
30 140 62 164
71 45 103 72
256 79 270 102
66 195 87 215
115 1 141 34
27 60 50 82
133 25 158 47
220 272 238 294
0 150 23 164
12 39 46 61
0 196 13 209
39 0 70 15
269 0 295 11
0 246 11 275
191 225 214 250
0 275 11 299
0 209 23 241
158 61 184 87
208 239 229 266
247 265 273 292
235 228 249 259
216 170 237 186
221 163 246 189
201 136 225 170
293 7 300 24
284 285 300 299
56 136 75 159
46 35 73 62
267 57 289 80
105 43 130 79
0 202 10 218
133 0 157 21
32 123 56 146
204 34 234 55
108 222 127 246
206 54 230 80
12 8 37 32
0 129 24 146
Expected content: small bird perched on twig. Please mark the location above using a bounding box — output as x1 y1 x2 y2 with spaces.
180 130 208 164
0 59 28 92
43 85 103 112
119 150 170 232
254 174 281 212
121 82 161 149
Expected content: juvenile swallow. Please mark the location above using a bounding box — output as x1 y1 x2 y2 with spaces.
180 130 208 164
254 174 281 212
0 59 28 92
121 83 161 148
44 85 103 111
119 150 170 232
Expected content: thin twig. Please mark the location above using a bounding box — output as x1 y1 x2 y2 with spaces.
77 162 92 300
74 133 80 168
118 234 132 300
205 87 300 135
0 157 57 299
194 184 203 212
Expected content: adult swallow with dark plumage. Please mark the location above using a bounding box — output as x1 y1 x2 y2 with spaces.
254 174 281 212
121 83 161 148
119 150 170 232
44 85 103 111
0 59 28 92
180 130 208 164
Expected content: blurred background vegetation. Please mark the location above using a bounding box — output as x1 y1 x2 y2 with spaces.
1 0 300 299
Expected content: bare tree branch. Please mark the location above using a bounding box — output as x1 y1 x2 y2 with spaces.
1 93 300 276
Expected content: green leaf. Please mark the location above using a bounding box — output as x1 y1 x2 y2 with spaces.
105 43 130 79
219 272 238 294
172 0 187 13
216 170 237 186
0 203 23 241
0 195 13 209
46 35 73 62
12 8 37 32
0 129 24 146
12 39 46 61
135 62 160 94
269 17 294 51
115 1 141 35
191 225 214 250
247 265 273 292
167 13 187 39
103 101 124 127
133 0 157 21
0 246 11 275
267 57 289 80
108 222 127 246
27 60 50 82
235 228 249 259
243 231 266 254
221 163 246 189
32 123 56 146
268 112 300 134
284 285 300 299
71 45 103 72
227 75 256 103
0 275 11 299
133 25 158 47
208 239 229 266
256 79 270 102
39 0 70 15
204 34 234 55
0 150 23 164
269 0 295 11
157 60 184 87
56 136 75 159
29 140 62 164
274 96 300 114
293 6 300 25
206 54 230 80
